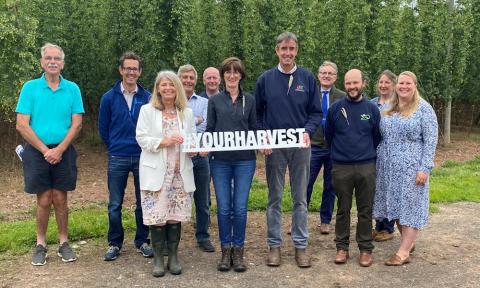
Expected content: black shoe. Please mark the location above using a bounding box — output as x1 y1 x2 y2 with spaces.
198 240 215 252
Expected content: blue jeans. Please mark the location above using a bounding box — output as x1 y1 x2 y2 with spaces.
375 218 395 233
192 156 211 242
211 159 256 247
306 146 335 224
107 155 149 249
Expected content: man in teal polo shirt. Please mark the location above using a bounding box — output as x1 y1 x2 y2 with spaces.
16 43 84 266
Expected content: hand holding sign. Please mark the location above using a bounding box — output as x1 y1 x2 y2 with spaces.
160 133 184 148
182 128 306 152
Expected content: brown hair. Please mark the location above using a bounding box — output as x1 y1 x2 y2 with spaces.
219 57 246 82
119 51 142 70
375 69 397 97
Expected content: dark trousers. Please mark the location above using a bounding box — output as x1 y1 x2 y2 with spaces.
375 218 395 233
306 145 335 224
332 162 375 252
192 156 211 243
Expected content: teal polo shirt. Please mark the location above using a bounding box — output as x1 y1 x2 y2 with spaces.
16 73 85 145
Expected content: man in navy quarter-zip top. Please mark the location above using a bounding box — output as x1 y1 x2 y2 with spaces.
99 52 152 261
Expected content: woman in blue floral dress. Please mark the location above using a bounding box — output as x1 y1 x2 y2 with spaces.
373 71 438 266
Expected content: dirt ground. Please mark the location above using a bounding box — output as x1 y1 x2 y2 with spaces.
0 203 479 288
0 136 479 288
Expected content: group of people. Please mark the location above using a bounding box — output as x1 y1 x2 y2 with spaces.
15 31 438 276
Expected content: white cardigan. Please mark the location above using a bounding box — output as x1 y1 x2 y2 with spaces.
136 103 196 192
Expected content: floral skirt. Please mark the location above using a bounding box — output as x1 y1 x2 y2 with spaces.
141 172 192 226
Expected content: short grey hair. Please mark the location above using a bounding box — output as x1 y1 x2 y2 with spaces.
318 61 338 74
41 43 65 60
276 32 298 48
177 64 198 80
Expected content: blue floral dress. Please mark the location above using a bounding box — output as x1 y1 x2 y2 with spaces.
373 99 438 229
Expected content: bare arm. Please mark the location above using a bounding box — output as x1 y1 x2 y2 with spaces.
16 113 49 155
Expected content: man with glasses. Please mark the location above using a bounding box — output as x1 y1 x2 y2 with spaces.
307 61 346 235
16 43 84 265
99 52 152 261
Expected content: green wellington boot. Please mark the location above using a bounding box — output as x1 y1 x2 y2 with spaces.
150 225 167 277
166 223 182 275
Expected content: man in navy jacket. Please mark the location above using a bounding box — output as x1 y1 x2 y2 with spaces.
325 69 380 268
99 52 152 261
255 32 322 268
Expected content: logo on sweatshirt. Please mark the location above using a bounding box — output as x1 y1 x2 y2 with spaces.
295 85 305 92
360 114 370 120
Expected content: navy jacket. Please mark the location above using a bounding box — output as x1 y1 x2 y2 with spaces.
325 95 381 164
206 89 257 161
98 81 151 156
254 67 322 135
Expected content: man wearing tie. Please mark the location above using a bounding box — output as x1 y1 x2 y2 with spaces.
307 61 346 235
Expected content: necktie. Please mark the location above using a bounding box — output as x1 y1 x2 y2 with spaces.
322 91 329 128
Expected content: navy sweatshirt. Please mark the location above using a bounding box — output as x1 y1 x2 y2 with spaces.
254 67 322 135
98 80 151 157
325 95 381 164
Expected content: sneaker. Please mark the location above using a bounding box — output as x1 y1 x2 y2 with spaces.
104 245 120 261
57 242 77 262
31 244 47 266
198 240 215 252
15 145 24 161
137 243 153 258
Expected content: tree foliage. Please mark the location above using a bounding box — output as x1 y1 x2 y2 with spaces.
0 0 478 127
0 0 38 122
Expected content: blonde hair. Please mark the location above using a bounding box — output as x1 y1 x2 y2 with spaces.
151 70 188 120
375 69 397 97
384 71 421 118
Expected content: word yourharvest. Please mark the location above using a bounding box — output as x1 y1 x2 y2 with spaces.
181 128 307 152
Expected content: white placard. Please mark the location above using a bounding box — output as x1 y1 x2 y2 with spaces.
181 128 306 152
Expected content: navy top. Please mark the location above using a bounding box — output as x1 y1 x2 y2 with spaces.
325 96 381 164
98 80 151 157
206 89 256 161
254 67 322 135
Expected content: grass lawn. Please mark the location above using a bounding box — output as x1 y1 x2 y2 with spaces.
1 157 479 254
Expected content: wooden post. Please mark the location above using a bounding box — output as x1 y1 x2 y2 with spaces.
443 0 455 145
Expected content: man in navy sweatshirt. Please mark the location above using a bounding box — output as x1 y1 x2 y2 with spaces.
99 52 152 261
325 69 380 268
255 32 322 268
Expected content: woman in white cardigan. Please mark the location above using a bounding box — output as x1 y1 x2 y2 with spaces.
136 70 196 277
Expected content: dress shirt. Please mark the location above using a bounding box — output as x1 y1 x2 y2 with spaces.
187 93 208 133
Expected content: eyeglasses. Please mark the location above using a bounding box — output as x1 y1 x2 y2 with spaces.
319 71 336 76
43 56 63 62
122 67 139 73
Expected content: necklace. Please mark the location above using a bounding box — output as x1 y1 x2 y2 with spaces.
164 109 176 115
